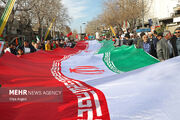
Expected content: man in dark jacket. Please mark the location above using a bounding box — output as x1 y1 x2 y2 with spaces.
21 41 36 54
123 33 133 46
136 32 146 48
152 30 159 49
148 32 158 57
171 27 180 56
170 35 178 56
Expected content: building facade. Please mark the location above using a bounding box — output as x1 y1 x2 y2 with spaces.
145 0 179 21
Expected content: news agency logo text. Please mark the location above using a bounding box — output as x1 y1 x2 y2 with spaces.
9 89 62 96
0 87 63 103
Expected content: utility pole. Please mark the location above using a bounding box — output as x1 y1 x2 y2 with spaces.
142 0 145 28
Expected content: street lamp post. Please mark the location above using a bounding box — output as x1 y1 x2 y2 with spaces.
82 23 86 33
80 26 82 34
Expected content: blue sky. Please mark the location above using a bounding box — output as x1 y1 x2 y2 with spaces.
62 0 103 33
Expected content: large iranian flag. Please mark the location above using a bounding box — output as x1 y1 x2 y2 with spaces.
0 40 180 120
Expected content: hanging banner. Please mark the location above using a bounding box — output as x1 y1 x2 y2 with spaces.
121 20 130 29
0 0 16 35
76 34 78 39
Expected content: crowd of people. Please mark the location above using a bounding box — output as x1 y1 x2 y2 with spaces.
111 27 180 61
1 27 180 62
1 38 77 57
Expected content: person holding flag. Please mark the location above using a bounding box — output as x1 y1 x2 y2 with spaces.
45 40 51 51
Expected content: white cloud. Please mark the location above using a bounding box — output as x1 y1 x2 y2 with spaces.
62 0 88 20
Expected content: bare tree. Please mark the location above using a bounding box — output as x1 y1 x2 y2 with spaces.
0 0 70 39
98 0 150 29
85 18 102 35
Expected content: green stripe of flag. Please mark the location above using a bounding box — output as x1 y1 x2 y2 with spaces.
98 40 160 73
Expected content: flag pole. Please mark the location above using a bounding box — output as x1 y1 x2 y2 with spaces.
110 26 116 36
0 0 16 36
44 17 56 42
